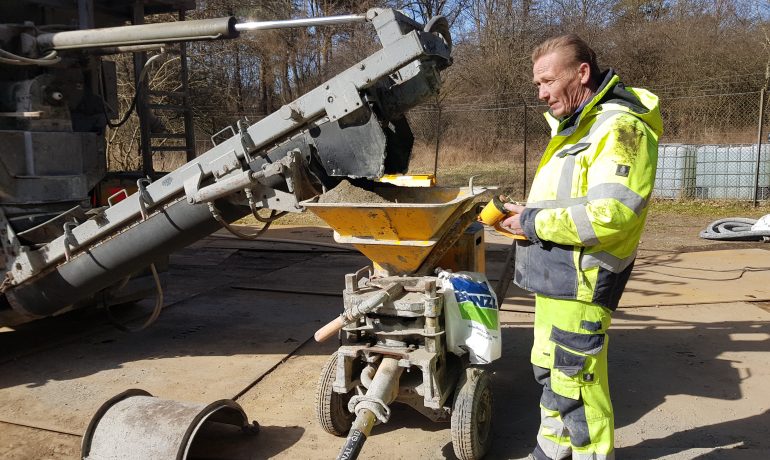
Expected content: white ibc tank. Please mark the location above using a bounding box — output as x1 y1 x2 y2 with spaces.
695 145 770 200
654 144 697 199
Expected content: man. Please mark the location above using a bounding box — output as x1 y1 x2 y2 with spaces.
500 35 662 459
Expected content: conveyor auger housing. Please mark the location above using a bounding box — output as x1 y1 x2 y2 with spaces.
0 7 452 319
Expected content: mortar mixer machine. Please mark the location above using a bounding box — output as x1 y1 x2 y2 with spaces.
305 180 498 460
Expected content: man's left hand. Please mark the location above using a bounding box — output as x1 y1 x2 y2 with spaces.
500 203 526 237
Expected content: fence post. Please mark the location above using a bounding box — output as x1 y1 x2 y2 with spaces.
433 101 442 180
754 63 770 206
522 97 528 199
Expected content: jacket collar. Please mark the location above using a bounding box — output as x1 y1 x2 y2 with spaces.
543 69 663 140
548 69 620 137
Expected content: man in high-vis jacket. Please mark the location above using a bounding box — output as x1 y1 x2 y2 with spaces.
500 35 662 459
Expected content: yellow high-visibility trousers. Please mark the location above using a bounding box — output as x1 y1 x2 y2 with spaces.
529 295 615 460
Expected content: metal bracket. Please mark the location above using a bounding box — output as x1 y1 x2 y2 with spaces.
238 119 258 157
0 208 20 273
136 178 154 220
183 164 204 204
468 175 477 195
210 124 236 146
344 265 373 293
107 189 128 207
62 221 78 261
324 78 366 122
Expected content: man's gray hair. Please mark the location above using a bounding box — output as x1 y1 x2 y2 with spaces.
532 34 601 84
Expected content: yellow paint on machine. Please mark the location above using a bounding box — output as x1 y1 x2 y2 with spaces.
302 185 484 274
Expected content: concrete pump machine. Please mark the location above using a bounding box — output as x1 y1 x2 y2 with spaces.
1 2 497 459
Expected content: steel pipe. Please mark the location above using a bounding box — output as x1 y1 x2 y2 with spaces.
235 14 365 31
337 357 403 460
37 17 238 50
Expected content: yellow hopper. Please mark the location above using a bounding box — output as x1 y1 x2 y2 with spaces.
301 181 486 275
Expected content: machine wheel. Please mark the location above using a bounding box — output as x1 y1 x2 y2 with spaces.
451 367 493 460
315 352 354 436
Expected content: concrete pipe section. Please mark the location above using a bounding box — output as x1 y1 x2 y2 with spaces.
81 389 259 459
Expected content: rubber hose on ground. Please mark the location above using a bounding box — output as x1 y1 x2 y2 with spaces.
699 217 770 241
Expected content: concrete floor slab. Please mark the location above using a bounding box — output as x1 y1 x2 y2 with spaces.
2 228 769 459
622 249 770 306
500 248 770 309
0 287 341 435
217 301 770 459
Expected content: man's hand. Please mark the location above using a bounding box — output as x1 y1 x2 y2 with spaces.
499 203 526 237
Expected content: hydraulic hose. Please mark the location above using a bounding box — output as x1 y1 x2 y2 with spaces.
699 217 770 241
336 413 373 460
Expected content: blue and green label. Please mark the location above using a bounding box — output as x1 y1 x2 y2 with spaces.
450 277 498 330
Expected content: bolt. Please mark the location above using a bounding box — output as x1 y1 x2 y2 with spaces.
15 263 22 271
327 96 334 103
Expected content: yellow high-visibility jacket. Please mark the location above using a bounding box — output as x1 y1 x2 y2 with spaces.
515 70 663 309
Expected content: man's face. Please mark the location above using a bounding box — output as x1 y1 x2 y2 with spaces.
532 51 590 118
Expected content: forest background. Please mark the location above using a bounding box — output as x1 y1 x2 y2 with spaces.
106 0 770 196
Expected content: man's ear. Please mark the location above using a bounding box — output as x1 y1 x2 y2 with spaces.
578 62 591 85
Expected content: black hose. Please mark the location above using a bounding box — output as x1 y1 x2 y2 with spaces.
336 429 367 460
105 52 164 128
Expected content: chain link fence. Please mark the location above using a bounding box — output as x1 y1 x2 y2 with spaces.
187 82 769 202
406 85 769 202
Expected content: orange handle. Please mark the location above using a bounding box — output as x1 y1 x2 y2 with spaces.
314 316 347 342
493 221 527 240
314 287 398 343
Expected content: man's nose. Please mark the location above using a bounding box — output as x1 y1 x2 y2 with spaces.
538 86 548 101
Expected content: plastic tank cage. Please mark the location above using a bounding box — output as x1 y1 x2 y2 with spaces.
654 144 770 201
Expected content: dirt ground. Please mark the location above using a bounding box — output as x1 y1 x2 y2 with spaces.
1 205 769 459
640 209 769 254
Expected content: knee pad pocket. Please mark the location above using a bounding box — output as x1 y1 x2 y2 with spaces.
549 327 605 400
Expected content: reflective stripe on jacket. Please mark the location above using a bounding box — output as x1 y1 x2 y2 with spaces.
514 70 663 309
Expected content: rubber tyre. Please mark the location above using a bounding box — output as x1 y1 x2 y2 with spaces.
451 367 493 460
315 352 354 436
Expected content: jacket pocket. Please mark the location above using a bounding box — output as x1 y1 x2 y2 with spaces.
556 142 591 158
